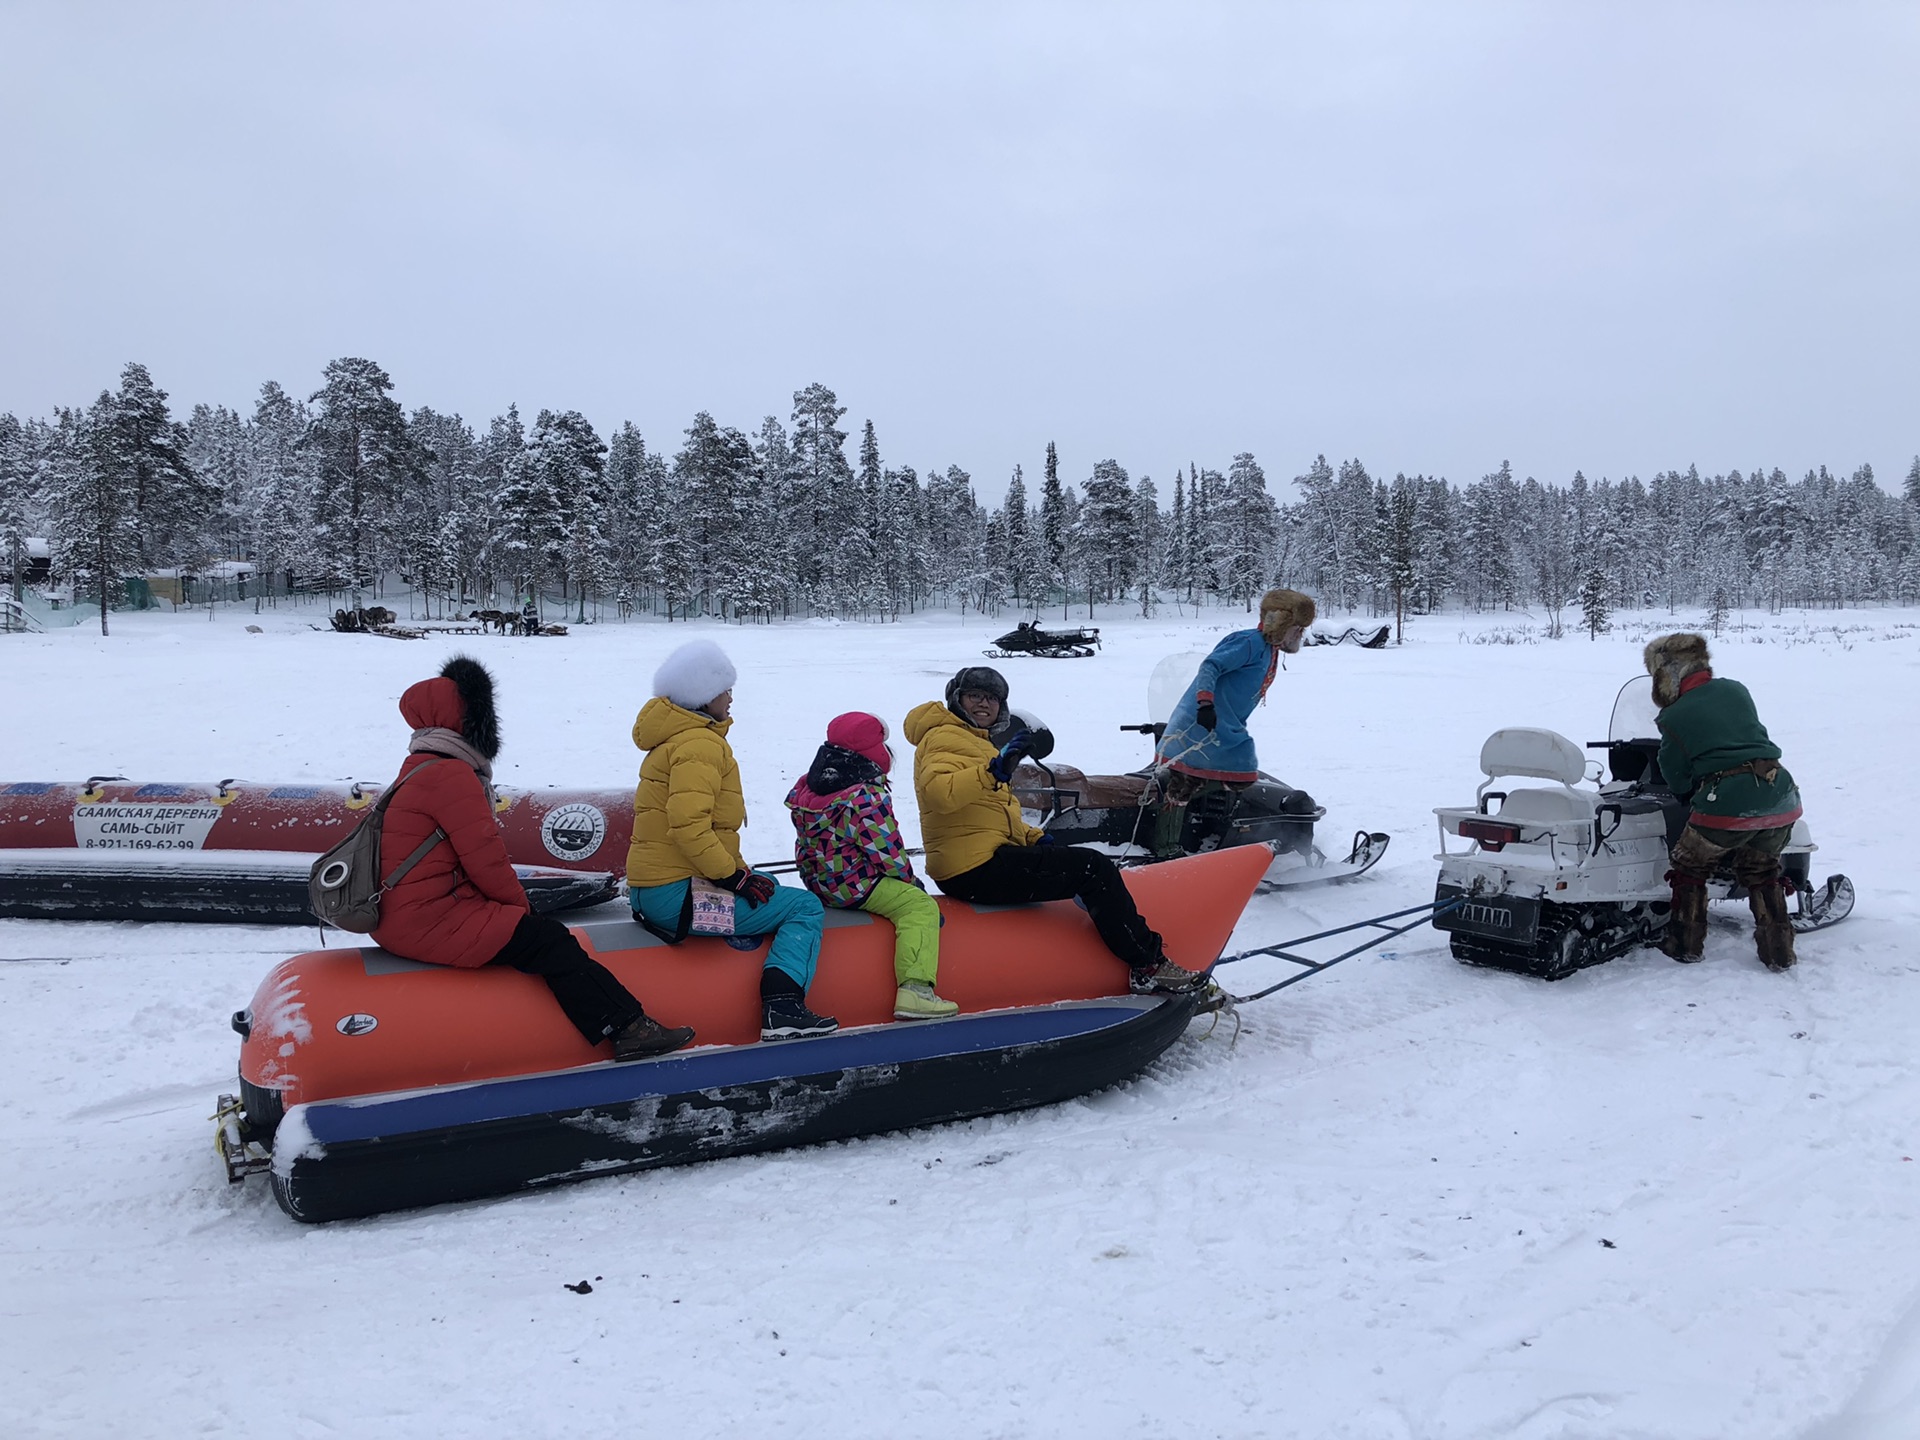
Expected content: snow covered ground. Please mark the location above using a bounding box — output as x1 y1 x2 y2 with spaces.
1 601 1916 1439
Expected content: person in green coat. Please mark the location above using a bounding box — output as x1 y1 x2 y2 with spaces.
1644 633 1803 971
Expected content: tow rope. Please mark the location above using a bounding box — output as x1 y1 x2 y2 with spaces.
1208 897 1465 1006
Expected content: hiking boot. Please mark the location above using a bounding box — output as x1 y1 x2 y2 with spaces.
1129 958 1207 995
761 995 840 1041
894 981 960 1020
612 1014 695 1061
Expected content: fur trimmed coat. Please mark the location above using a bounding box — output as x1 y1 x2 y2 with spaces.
370 676 529 967
1655 674 1803 830
1155 629 1279 782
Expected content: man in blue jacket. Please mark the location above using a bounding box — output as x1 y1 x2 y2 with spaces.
1152 588 1316 857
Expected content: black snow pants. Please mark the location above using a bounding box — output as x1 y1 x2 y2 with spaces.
487 912 644 1043
937 842 1164 971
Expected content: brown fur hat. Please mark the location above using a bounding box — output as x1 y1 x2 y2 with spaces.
1643 632 1711 707
1259 589 1317 651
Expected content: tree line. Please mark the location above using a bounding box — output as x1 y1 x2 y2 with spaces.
3 357 1917 635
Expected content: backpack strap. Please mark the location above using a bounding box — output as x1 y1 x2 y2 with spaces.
382 825 449 891
373 757 451 892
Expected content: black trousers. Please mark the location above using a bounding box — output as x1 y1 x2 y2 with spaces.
938 843 1164 970
488 912 644 1043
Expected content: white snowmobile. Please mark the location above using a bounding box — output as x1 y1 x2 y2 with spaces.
1431 674 1854 980
1011 652 1389 892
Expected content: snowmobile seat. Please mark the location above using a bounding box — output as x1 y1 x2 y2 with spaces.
1011 762 1150 813
1477 728 1587 788
1456 728 1597 845
1496 788 1596 825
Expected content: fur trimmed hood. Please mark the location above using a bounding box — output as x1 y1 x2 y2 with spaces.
1259 589 1317 652
652 639 737 712
1644 632 1711 707
438 655 500 759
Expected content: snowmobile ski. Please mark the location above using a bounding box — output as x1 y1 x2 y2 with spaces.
1792 874 1854 933
1258 830 1391 891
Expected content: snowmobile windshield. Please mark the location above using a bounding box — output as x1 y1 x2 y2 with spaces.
1608 676 1661 744
1147 652 1209 726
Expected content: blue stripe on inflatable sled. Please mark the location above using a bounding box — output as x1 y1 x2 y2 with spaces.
301 998 1165 1146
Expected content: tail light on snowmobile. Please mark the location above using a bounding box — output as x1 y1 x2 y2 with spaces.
1458 817 1523 851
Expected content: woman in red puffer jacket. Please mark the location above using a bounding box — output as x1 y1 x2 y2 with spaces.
372 656 693 1061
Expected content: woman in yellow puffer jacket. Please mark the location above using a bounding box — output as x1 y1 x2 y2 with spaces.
627 639 834 1041
905 665 1201 995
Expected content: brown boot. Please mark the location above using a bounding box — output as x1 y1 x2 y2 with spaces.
1661 874 1708 962
1749 880 1797 972
612 1014 696 1061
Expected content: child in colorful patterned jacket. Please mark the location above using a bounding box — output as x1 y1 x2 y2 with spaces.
784 712 958 1020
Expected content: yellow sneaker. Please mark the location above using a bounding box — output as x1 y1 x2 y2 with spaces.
894 982 959 1020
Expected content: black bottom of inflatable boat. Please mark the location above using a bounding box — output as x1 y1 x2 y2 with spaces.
270 994 1199 1222
0 851 619 923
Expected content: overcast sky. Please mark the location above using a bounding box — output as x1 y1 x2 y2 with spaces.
4 3 1916 500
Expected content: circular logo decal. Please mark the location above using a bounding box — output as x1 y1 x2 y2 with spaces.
541 803 607 861
336 1013 379 1037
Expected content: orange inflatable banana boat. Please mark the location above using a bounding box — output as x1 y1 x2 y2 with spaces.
222 845 1270 1222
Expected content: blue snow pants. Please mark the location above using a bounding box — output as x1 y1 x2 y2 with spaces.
629 876 824 989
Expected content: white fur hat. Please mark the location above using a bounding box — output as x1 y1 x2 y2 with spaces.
653 639 738 711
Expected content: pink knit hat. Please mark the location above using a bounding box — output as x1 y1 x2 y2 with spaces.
827 711 892 774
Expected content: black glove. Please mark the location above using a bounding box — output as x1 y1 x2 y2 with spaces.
1195 700 1218 731
988 731 1034 784
720 869 776 907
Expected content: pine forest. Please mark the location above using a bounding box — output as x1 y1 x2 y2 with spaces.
4 357 1918 637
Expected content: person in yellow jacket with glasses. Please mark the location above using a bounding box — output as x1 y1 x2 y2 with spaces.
904 665 1201 995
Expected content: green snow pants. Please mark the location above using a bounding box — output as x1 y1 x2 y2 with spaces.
860 877 941 986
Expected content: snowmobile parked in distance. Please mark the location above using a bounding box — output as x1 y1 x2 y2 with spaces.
985 621 1101 659
1009 653 1389 891
1432 674 1854 980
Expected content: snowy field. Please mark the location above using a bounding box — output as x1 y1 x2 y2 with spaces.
2 601 1917 1440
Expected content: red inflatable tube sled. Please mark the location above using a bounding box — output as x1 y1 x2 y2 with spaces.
0 778 631 922
222 846 1271 1222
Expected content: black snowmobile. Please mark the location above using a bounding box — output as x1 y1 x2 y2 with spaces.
1006 653 1388 891
985 622 1101 659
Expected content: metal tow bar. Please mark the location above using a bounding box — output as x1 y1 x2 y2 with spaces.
1204 897 1466 1007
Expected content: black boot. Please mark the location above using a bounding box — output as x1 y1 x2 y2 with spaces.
759 967 838 1041
612 1014 696 1061
1661 874 1708 962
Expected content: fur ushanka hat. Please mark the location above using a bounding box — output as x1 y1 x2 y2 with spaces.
653 639 738 712
439 655 501 759
1643 632 1711 707
1259 588 1317 652
944 666 1009 725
